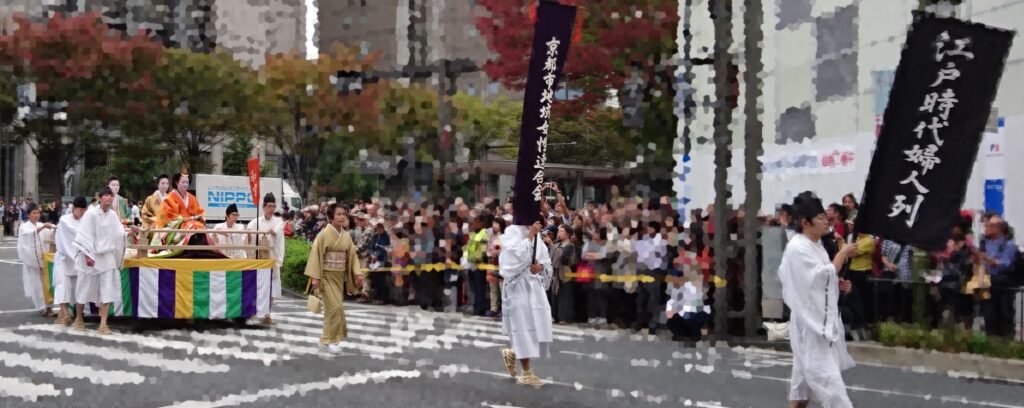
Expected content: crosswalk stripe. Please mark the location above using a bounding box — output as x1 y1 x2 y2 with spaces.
280 314 507 348
269 321 412 352
161 369 425 408
189 324 402 356
295 309 585 342
22 324 292 365
0 331 229 374
0 376 63 402
0 350 145 385
277 315 418 339
276 315 504 349
446 320 582 342
299 308 590 344
171 330 334 357
341 305 595 337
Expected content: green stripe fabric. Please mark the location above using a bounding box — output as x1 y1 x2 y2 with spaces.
47 262 54 294
226 271 242 318
193 271 210 319
120 268 132 316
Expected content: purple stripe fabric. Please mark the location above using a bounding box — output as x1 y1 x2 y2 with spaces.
241 270 257 318
89 303 98 315
129 268 140 318
158 269 176 318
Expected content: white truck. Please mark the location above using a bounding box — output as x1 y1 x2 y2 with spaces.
194 174 301 222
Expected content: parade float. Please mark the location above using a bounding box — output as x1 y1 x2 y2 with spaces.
41 216 276 321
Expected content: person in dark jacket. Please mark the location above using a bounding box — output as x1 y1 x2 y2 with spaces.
368 222 392 305
939 222 975 329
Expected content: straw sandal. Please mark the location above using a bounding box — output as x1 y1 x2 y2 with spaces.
501 348 517 378
517 369 543 387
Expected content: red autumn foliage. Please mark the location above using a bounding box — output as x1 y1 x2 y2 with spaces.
476 0 679 114
0 12 164 120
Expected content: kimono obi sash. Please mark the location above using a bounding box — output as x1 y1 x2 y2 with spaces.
324 250 348 271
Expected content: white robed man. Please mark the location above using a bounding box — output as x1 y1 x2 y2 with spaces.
53 197 89 328
778 191 857 408
498 219 553 387
247 193 285 324
74 187 134 334
212 204 247 259
17 203 56 316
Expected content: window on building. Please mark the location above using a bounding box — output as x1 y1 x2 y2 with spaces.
554 87 583 101
814 4 858 102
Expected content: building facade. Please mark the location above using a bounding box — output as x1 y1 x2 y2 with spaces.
316 0 507 100
674 0 1024 232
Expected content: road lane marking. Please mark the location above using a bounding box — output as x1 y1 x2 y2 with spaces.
0 350 145 385
277 314 505 348
0 308 42 314
160 369 425 408
0 331 229 373
0 376 62 402
22 324 292 365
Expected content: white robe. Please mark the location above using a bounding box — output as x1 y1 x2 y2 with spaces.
247 215 285 298
53 213 83 305
73 206 126 305
17 221 47 309
778 233 854 407
212 222 248 259
499 225 554 359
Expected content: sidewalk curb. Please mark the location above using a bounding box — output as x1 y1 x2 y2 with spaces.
846 341 1024 382
724 339 791 353
281 287 306 300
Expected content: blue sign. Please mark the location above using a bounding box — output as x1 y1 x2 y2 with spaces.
984 179 1005 216
207 191 257 209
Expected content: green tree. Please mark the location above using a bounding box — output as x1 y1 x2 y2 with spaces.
312 134 373 201
548 108 635 167
452 93 521 161
222 136 254 176
0 13 164 198
260 161 276 177
256 47 381 202
79 133 176 200
150 49 262 174
374 81 439 161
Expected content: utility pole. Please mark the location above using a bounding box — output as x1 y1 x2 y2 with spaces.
710 0 735 341
742 0 765 338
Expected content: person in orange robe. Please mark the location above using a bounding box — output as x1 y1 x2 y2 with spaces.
158 173 206 229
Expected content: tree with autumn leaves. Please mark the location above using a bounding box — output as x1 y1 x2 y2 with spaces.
476 0 680 190
0 13 387 202
0 13 164 199
254 46 383 202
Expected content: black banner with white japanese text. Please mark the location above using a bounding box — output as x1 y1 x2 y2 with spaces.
856 13 1014 250
512 0 577 226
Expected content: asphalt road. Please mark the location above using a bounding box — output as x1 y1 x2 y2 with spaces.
1 236 1023 408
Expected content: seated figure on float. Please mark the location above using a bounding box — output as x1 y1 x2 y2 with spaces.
159 173 205 229
150 172 210 258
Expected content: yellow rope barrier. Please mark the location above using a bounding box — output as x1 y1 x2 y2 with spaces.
354 263 728 287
